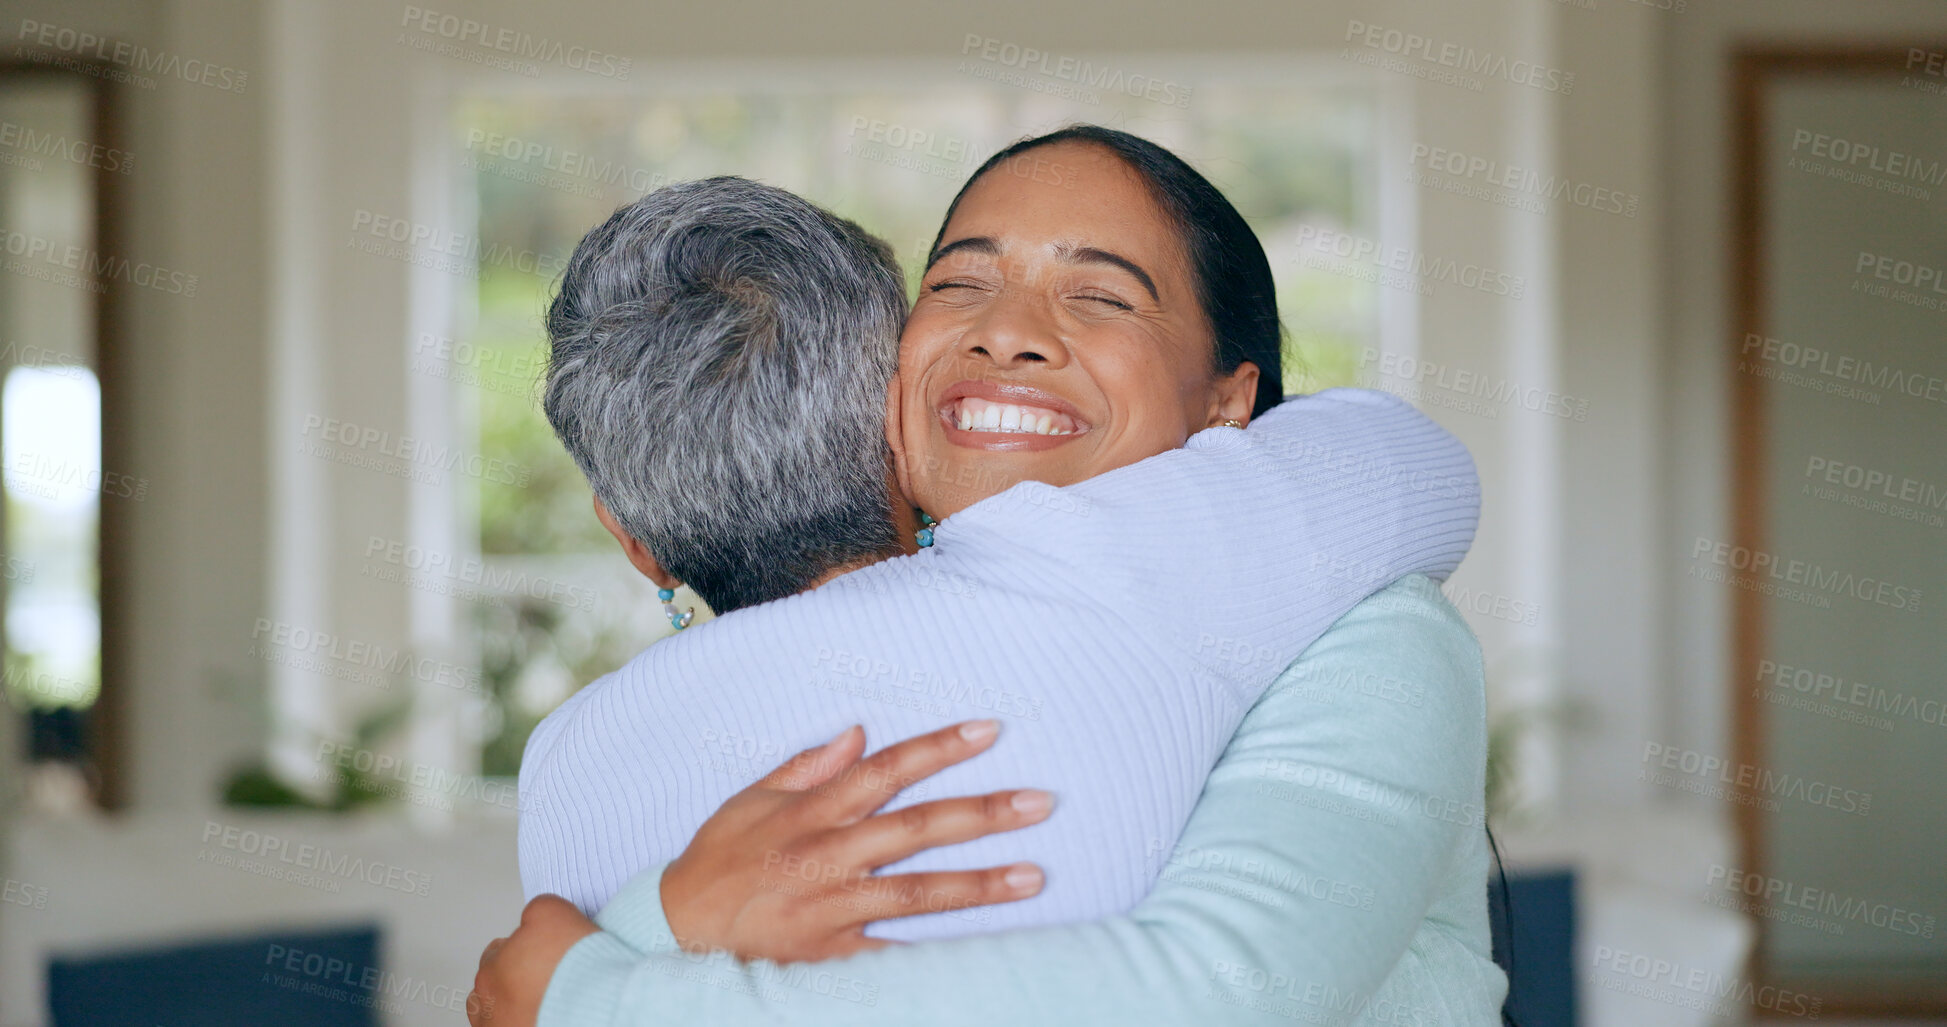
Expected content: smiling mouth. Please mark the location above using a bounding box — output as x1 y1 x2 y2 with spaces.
944 396 1084 436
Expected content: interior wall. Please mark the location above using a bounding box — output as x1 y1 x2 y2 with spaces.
1556 0 1663 810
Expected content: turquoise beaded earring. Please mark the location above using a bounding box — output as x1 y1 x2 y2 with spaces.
658 587 694 630
915 512 937 549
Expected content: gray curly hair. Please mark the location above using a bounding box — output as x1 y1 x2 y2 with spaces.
542 177 907 614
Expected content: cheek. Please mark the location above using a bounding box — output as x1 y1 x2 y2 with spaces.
1086 342 1197 418
900 309 971 377
896 328 946 401
900 300 955 350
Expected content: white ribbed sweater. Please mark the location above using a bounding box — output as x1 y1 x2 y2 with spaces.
519 388 1480 940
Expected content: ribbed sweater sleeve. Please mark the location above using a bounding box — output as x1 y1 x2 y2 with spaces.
975 387 1480 702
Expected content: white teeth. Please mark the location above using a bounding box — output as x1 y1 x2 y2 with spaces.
949 398 1078 436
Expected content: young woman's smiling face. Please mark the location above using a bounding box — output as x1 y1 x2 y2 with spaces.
897 140 1258 518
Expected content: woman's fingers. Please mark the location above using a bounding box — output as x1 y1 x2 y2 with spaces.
659 718 1047 963
799 719 1003 824
826 788 1055 870
757 724 867 792
817 863 1045 925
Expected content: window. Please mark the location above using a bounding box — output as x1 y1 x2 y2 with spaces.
444 66 1393 773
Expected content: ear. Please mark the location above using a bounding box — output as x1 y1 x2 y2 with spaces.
1206 360 1261 429
592 494 681 591
881 371 923 554
884 371 914 506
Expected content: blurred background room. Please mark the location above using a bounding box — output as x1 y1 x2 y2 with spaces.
0 0 1943 1023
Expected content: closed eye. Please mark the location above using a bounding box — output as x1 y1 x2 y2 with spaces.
1076 293 1131 310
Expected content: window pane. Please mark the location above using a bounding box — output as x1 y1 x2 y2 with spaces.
4 367 101 713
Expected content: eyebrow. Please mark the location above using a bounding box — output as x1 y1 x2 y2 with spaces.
926 237 1161 302
924 236 998 271
1057 244 1159 302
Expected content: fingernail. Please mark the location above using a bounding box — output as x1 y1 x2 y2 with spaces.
1010 789 1053 817
1004 863 1043 892
959 719 999 743
824 725 858 750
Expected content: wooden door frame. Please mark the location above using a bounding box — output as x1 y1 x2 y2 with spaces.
1729 43 1947 1019
0 55 129 810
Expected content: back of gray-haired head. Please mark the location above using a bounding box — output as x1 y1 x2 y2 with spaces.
543 176 906 615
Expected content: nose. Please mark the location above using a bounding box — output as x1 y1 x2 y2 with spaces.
959 292 1070 370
